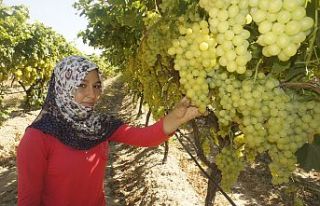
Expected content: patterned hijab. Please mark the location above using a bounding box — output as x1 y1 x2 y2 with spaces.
29 55 123 150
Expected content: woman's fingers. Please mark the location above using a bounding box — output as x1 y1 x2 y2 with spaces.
179 96 190 107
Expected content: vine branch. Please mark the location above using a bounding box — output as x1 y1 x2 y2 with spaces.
174 131 237 206
305 0 319 66
280 82 320 95
191 120 212 167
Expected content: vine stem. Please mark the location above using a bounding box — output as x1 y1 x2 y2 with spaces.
175 131 237 206
305 0 318 68
280 82 320 94
253 58 263 83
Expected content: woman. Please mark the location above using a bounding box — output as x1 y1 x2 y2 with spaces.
17 55 202 206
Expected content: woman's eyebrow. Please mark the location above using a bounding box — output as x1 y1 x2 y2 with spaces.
81 79 101 84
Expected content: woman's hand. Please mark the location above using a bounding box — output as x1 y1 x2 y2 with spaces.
163 97 204 135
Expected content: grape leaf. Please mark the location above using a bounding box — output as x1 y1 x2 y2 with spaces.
296 136 320 172
270 59 291 76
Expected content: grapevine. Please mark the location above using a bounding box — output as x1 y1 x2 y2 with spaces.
76 0 320 204
123 18 182 119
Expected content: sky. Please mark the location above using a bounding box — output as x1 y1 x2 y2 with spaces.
3 0 101 55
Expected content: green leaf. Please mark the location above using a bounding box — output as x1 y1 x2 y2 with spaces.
123 10 137 27
283 66 306 82
270 59 291 76
296 136 320 172
314 135 320 144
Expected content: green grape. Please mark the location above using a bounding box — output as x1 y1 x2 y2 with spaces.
277 10 292 24
268 0 283 13
258 20 272 33
251 8 267 22
300 17 314 31
291 7 306 20
285 20 301 35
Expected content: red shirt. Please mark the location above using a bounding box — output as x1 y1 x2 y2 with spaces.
17 119 169 206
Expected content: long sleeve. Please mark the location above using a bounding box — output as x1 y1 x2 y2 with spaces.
17 128 49 206
109 118 170 147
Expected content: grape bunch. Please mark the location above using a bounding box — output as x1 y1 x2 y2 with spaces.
124 20 182 120
168 17 217 113
267 99 320 184
208 69 320 184
199 0 252 74
249 0 314 61
215 146 244 191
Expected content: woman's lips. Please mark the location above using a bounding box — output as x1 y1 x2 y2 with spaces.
82 102 95 107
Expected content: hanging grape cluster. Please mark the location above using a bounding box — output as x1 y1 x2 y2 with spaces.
168 17 218 113
208 69 320 185
124 19 182 119
215 146 245 191
199 0 252 74
249 0 314 61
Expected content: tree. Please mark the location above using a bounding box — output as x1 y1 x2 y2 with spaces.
0 4 77 110
11 22 78 108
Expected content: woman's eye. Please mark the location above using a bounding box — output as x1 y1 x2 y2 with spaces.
94 84 102 89
78 83 86 88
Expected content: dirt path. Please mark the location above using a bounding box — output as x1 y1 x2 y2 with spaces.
0 109 40 205
100 75 203 205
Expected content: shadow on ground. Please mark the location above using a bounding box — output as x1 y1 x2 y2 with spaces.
0 166 17 205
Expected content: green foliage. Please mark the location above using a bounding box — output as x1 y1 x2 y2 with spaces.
73 0 198 68
88 54 117 77
296 136 320 172
0 4 29 117
74 0 149 67
0 4 29 80
9 22 78 109
0 4 78 110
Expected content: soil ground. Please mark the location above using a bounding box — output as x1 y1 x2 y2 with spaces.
0 75 319 206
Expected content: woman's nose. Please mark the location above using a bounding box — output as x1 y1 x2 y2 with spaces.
86 86 97 99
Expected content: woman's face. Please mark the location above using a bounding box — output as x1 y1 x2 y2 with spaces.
74 69 102 107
